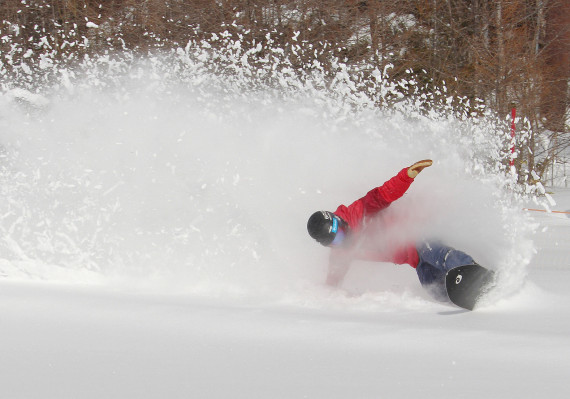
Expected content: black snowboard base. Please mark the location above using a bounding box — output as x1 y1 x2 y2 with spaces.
445 264 496 310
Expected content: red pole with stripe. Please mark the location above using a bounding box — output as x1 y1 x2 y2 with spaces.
510 108 516 167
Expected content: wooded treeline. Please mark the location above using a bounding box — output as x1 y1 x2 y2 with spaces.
1 0 569 179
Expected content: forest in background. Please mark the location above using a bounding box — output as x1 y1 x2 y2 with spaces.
1 0 568 184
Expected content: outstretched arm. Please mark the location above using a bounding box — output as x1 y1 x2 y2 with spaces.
359 160 432 215
335 159 434 226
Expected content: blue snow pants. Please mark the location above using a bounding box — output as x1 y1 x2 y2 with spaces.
415 242 475 299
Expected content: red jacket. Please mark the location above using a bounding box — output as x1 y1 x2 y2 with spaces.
327 168 419 285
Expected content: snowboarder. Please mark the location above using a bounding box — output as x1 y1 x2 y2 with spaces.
307 160 482 302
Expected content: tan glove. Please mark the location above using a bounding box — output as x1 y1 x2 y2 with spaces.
407 159 433 178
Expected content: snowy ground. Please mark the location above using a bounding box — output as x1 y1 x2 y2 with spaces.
1 52 569 398
1 193 569 399
1 179 570 399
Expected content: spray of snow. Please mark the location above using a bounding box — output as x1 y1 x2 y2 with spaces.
0 38 540 308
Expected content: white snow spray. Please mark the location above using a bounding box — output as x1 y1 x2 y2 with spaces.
0 41 537 307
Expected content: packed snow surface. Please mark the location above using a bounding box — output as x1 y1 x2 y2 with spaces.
0 50 568 398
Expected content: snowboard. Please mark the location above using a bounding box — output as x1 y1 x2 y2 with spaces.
445 264 496 310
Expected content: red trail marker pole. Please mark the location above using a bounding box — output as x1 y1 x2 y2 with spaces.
510 108 516 167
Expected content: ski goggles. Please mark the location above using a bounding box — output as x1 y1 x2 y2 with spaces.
328 214 348 247
330 228 346 246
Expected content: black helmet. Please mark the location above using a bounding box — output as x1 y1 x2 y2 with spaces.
307 211 347 246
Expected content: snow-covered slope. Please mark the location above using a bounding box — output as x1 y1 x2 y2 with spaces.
1 198 569 399
1 50 568 398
